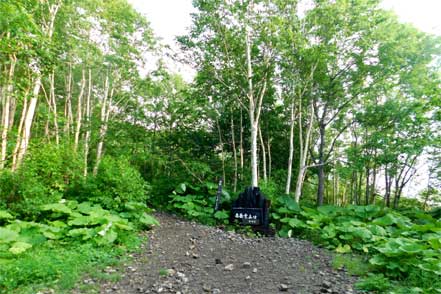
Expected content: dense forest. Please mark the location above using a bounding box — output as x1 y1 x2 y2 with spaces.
0 0 441 293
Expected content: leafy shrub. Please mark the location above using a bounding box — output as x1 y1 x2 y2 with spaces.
0 200 158 256
69 156 148 211
0 171 17 210
272 203 441 293
168 182 231 225
0 143 83 218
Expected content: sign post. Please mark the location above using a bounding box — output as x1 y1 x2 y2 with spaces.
214 178 223 211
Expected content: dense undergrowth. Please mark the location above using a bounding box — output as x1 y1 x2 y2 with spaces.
0 145 157 294
157 181 441 294
1 142 439 293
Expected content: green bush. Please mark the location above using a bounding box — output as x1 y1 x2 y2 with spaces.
70 156 148 211
0 171 17 210
0 143 83 218
168 181 231 225
272 203 441 293
21 143 83 195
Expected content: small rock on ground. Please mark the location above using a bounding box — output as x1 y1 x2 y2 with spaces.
75 213 359 294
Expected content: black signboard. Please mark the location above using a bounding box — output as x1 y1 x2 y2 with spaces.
231 207 263 225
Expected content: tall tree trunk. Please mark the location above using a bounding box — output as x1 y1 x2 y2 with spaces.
93 72 112 175
267 136 271 180
365 166 370 205
358 170 363 204
49 70 59 145
13 0 61 169
294 102 314 202
1 54 16 169
259 126 267 183
317 123 326 206
83 69 92 177
370 164 377 204
15 75 40 169
239 107 244 182
231 116 238 193
246 25 258 188
12 90 28 171
216 117 226 185
384 165 392 207
285 99 295 194
64 63 73 137
74 68 86 153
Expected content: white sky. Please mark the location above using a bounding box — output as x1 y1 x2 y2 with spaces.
128 0 441 46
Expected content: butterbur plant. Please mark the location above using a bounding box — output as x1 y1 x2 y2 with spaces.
0 200 159 255
168 182 231 225
271 203 441 293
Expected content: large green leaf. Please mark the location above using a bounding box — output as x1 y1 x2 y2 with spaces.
8 241 32 254
214 210 229 220
289 218 306 229
335 244 351 253
175 183 187 194
41 203 72 215
0 210 13 220
68 228 95 240
139 213 159 227
0 228 19 243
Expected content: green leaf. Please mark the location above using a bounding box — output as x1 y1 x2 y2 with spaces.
77 202 94 214
0 210 13 220
214 210 229 220
335 244 351 253
68 215 92 226
41 203 72 215
68 228 95 240
0 228 19 243
101 229 118 244
139 213 159 227
8 241 32 254
288 218 305 229
176 183 187 194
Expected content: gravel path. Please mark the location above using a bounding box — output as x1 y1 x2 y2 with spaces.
100 213 359 294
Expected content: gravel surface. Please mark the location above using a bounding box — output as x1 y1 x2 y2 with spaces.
97 213 359 294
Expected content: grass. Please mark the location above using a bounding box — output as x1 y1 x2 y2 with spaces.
332 254 371 276
332 253 441 293
0 233 143 294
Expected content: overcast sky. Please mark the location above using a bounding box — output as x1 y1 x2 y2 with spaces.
128 0 441 45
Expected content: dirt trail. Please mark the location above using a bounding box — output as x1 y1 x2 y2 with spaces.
100 213 358 294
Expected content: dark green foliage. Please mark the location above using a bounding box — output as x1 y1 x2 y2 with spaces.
271 203 441 293
168 182 231 225
0 200 157 255
69 156 148 212
0 143 83 218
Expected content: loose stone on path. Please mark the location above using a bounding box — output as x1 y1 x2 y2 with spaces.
92 212 359 294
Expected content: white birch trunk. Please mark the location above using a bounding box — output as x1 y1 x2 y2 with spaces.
15 77 40 168
216 117 226 184
285 100 295 194
1 54 16 169
231 116 238 192
64 64 73 136
14 0 61 169
12 90 28 171
294 102 314 202
259 126 267 182
74 68 86 153
246 23 258 187
49 70 59 145
83 69 92 177
93 73 111 175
